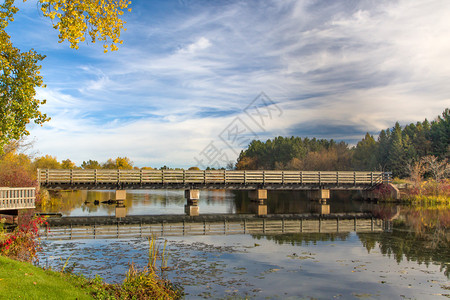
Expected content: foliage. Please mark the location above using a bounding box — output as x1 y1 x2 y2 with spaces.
0 214 47 262
0 1 49 154
61 158 77 169
0 152 35 187
33 154 62 169
402 179 450 204
81 159 101 169
236 136 352 170
36 0 131 52
421 155 449 181
102 156 134 169
0 0 130 153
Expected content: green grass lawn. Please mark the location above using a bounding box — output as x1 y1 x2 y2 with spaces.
0 256 93 300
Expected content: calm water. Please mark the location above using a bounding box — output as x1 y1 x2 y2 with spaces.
39 190 450 299
47 189 375 216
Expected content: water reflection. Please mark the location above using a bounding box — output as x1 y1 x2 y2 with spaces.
45 190 380 217
253 230 449 278
38 229 449 299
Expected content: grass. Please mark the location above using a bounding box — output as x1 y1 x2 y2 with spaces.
0 255 93 300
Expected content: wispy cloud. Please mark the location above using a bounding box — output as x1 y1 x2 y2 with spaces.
9 0 448 167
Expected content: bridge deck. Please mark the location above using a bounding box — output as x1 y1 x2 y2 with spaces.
0 187 36 211
38 169 389 190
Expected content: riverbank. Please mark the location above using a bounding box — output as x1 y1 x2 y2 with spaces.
0 255 93 299
0 253 182 299
391 178 449 204
1 215 182 299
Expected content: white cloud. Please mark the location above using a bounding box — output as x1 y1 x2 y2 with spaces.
178 37 212 54
17 0 450 167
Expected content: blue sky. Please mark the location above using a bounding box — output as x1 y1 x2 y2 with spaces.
8 0 450 168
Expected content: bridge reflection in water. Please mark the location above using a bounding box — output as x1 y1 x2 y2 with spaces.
41 214 388 240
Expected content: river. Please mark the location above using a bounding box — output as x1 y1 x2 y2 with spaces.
38 190 449 299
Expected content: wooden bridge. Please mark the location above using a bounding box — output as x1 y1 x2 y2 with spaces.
38 169 395 217
38 169 390 190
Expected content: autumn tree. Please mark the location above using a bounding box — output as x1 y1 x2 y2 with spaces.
0 0 131 153
0 151 35 187
103 157 133 169
33 154 61 169
61 158 77 169
81 159 101 169
421 155 449 182
0 1 48 153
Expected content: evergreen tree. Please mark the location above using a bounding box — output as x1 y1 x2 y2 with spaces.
353 133 377 170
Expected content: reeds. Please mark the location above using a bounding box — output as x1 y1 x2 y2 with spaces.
82 236 182 300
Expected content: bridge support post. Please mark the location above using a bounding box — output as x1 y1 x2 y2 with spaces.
185 189 199 216
307 189 330 215
113 190 127 218
249 189 267 216
309 202 330 215
115 190 126 201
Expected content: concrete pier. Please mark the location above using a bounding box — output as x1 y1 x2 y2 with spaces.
248 189 268 216
185 189 200 216
115 190 127 200
310 202 330 215
114 190 127 218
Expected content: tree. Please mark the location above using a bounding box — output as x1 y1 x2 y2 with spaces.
103 157 133 169
61 158 77 169
421 155 449 182
115 157 133 169
0 1 48 153
0 0 131 153
81 159 101 169
33 154 61 169
429 108 450 159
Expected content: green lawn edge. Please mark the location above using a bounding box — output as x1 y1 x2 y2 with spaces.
0 255 93 300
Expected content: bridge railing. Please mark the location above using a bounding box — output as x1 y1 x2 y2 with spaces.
38 169 387 186
41 218 385 240
0 187 36 211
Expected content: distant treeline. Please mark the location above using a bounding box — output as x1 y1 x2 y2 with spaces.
236 108 449 178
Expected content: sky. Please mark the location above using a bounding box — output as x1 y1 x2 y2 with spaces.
7 0 450 168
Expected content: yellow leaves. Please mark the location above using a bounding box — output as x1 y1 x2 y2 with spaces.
36 0 131 52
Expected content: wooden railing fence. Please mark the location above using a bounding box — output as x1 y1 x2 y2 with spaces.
38 169 391 186
0 187 36 210
41 218 385 240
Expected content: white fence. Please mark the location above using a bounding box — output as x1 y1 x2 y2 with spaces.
0 187 36 211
